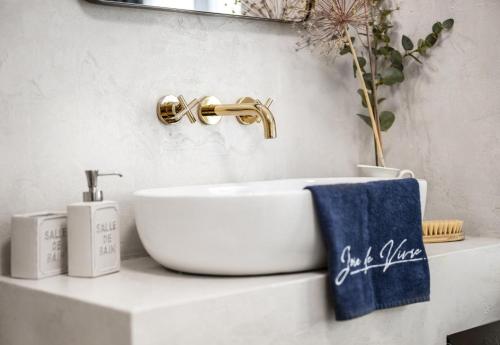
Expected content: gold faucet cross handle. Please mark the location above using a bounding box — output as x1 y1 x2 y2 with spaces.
235 97 274 125
173 95 198 123
252 98 273 123
258 98 274 108
157 94 199 125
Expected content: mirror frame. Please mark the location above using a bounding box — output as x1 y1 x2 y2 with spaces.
85 0 314 23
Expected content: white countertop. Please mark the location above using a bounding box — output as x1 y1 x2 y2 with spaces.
1 255 326 313
2 237 497 314
2 237 500 345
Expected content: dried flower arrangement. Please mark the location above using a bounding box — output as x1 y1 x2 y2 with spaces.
240 0 311 21
298 0 454 166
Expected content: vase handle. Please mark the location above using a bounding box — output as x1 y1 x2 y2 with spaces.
398 169 415 178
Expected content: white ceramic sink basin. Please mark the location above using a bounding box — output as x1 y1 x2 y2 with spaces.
134 177 427 276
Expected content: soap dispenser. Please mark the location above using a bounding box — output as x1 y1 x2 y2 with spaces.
67 170 122 277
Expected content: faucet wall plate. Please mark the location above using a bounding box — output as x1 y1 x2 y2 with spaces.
198 96 222 125
236 97 260 125
157 95 183 124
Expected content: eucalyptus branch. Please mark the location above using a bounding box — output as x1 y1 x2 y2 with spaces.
350 5 453 166
297 0 454 167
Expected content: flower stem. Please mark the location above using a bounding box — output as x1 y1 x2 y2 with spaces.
364 6 383 166
344 27 385 167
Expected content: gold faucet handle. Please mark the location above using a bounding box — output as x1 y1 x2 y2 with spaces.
175 95 198 124
253 98 273 123
235 97 274 125
258 98 274 108
157 95 199 125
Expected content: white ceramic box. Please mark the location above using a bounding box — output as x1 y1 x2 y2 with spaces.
67 201 121 277
11 212 68 279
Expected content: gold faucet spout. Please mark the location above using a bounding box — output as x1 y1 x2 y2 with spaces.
201 101 277 139
255 104 277 139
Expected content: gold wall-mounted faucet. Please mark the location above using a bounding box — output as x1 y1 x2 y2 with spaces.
156 94 277 139
198 96 277 139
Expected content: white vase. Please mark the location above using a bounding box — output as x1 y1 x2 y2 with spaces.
357 164 415 178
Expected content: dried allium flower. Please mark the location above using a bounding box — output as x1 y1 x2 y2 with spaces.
298 0 370 56
242 0 310 21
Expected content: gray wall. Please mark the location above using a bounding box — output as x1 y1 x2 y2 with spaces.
381 0 500 238
1 0 499 275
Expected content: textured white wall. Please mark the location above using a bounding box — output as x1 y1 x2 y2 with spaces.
1 0 499 276
379 0 500 238
0 0 362 274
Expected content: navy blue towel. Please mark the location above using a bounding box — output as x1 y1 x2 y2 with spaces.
305 178 430 320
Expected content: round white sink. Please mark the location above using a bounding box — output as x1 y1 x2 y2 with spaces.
133 177 427 276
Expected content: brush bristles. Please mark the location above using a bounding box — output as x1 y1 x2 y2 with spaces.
422 220 464 243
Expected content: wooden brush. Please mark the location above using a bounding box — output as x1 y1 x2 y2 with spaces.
423 220 464 243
